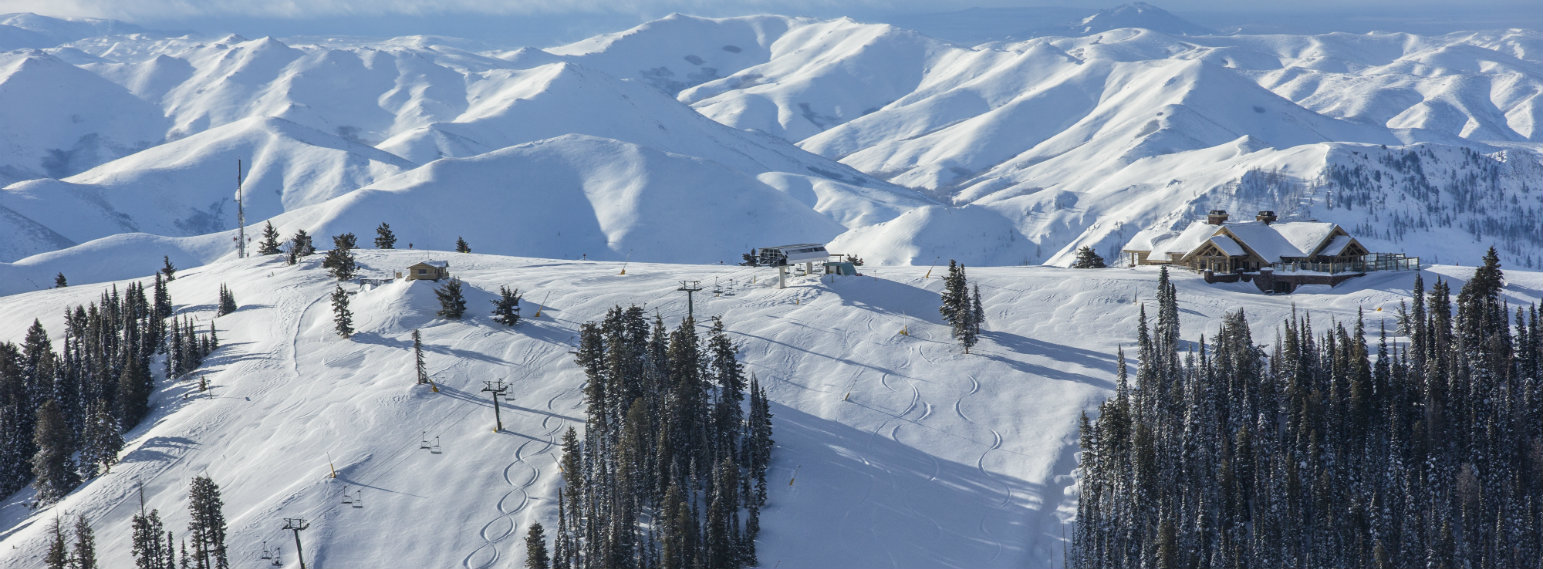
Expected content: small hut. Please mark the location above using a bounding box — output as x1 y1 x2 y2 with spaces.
405 261 450 281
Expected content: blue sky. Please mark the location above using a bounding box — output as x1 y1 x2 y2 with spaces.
1 0 1536 46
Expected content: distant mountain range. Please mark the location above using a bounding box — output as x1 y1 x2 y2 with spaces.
0 7 1538 294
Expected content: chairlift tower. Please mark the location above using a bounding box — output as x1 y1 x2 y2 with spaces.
677 281 702 321
282 518 310 569
482 379 510 432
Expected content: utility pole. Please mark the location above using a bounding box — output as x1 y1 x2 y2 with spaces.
236 160 246 259
282 518 309 569
482 379 510 432
677 280 702 321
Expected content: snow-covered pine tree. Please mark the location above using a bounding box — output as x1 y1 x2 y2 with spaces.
435 278 467 319
322 233 358 280
374 222 396 249
939 260 966 327
256 221 283 255
81 401 122 477
953 290 978 353
186 475 229 569
331 285 353 338
161 256 176 281
525 523 550 569
286 229 315 265
31 399 78 505
73 514 98 569
1072 245 1106 268
456 236 471 253
491 286 522 326
216 284 237 316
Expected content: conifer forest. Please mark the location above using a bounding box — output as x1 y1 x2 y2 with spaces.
540 307 773 569
1075 253 1543 569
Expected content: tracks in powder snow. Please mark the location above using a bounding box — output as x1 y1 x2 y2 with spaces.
958 374 1009 564
461 389 570 569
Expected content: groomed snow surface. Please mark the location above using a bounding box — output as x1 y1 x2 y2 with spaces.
2 251 1538 568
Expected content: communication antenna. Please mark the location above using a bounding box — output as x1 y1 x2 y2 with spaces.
236 160 246 259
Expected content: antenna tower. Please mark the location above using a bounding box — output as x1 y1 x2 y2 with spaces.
236 160 246 259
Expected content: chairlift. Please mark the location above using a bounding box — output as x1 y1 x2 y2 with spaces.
271 545 283 567
353 489 364 509
431 436 442 454
259 540 272 560
342 486 353 504
713 278 723 297
420 431 430 450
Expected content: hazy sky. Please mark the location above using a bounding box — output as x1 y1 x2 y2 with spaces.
1 0 1536 46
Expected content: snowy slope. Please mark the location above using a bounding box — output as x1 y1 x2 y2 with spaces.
0 52 167 185
0 117 415 262
0 11 1536 280
4 251 1536 568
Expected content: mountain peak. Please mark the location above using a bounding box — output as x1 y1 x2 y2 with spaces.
1079 3 1212 36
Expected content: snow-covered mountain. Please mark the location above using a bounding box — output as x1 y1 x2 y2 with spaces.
2 249 1536 568
0 9 1538 286
1 7 1541 568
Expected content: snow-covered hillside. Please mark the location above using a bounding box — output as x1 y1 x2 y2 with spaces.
3 250 1536 568
0 10 1537 287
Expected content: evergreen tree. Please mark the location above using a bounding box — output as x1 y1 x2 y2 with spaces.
435 278 467 319
939 260 967 327
216 285 237 316
256 221 283 256
526 523 551 569
739 250 759 267
972 283 986 334
73 514 98 569
81 402 122 477
331 285 353 338
115 352 151 428
286 229 314 265
374 222 396 249
130 509 167 569
154 274 172 319
46 516 68 569
161 256 176 281
1072 245 1107 268
54 273 67 288
322 234 358 280
413 329 428 384
491 286 523 326
186 475 229 569
31 399 78 505
456 236 471 253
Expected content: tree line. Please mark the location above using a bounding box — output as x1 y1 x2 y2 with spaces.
1074 251 1543 568
527 307 773 569
2 276 217 507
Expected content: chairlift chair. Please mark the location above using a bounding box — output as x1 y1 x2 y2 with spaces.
431 436 442 454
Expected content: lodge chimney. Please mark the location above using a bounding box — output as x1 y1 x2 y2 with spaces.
1207 210 1229 225
1256 210 1277 224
